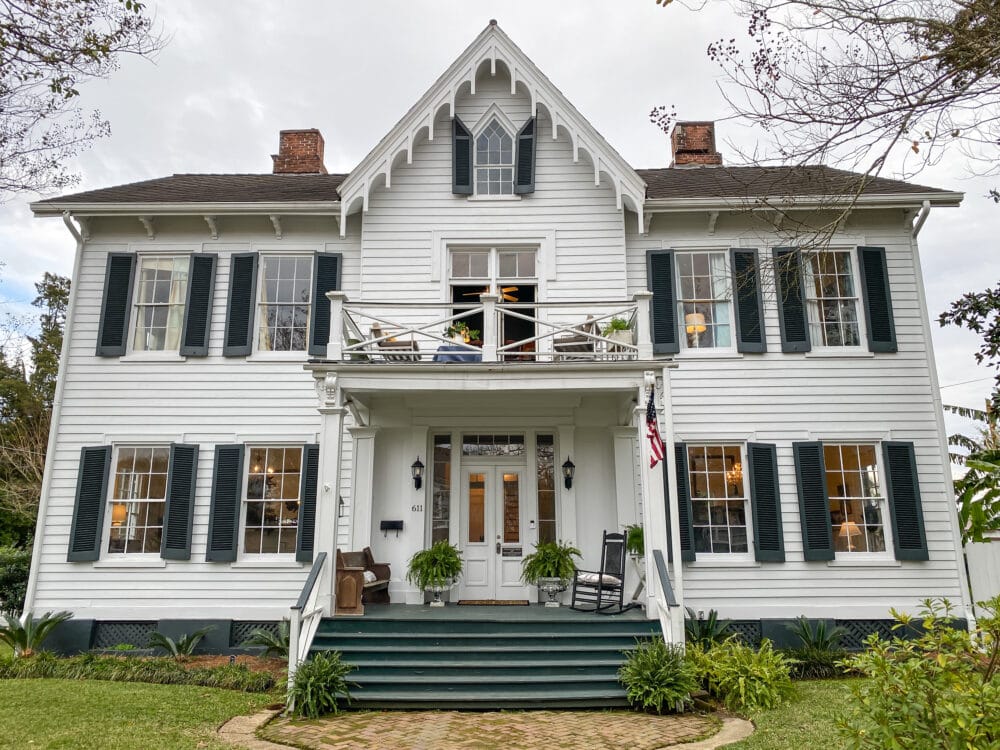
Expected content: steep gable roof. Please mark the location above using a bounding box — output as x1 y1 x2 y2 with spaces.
333 20 648 235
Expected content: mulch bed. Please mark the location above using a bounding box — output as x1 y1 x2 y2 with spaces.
180 654 287 680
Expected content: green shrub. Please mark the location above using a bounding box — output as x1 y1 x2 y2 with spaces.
0 547 31 614
147 626 214 660
0 652 276 692
618 637 698 714
838 596 1000 749
0 610 72 657
695 637 795 714
784 617 848 679
241 619 289 659
289 651 355 718
624 524 644 556
684 607 728 649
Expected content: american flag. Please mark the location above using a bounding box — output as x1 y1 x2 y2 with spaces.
646 389 665 468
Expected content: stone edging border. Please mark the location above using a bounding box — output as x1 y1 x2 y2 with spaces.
218 710 754 750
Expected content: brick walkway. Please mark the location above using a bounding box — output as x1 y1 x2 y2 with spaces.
260 710 720 750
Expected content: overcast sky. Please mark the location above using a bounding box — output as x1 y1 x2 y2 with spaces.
0 0 995 431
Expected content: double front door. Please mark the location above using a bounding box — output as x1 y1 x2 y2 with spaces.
460 465 530 601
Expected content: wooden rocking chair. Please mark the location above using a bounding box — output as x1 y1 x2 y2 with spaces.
570 530 635 614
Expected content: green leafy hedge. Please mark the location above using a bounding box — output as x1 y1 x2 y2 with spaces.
0 652 278 693
0 547 31 614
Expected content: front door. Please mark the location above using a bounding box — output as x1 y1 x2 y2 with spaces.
460 465 529 601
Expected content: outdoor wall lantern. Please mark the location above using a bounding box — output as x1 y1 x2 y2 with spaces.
411 457 425 490
562 457 576 489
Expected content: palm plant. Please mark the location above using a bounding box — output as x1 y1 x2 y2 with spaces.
147 626 214 660
0 610 72 657
787 616 847 651
684 607 728 649
624 524 644 556
241 619 290 659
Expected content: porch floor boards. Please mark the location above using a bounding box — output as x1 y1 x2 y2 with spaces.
310 603 659 709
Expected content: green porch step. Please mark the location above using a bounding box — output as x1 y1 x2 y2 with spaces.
308 607 660 709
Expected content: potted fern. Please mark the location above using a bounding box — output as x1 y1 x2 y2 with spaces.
625 524 644 558
521 540 581 607
601 317 633 346
406 540 463 606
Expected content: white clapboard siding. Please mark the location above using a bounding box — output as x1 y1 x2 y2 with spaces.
625 212 966 619
31 224 361 620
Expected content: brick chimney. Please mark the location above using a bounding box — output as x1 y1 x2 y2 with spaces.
670 122 723 167
271 129 327 174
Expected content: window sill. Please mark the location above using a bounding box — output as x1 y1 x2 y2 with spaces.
804 349 874 359
118 352 187 363
230 559 306 569
94 558 168 569
826 558 901 568
466 195 522 202
687 558 760 568
246 351 310 362
674 350 743 360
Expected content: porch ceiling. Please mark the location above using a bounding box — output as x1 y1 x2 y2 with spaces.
307 361 651 395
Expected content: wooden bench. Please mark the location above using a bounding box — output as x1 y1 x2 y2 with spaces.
335 547 391 616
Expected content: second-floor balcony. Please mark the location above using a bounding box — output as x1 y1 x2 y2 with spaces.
324 291 655 364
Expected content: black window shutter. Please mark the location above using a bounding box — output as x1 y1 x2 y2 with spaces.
452 117 473 195
514 117 536 194
96 253 136 357
308 254 342 357
858 246 898 353
747 443 784 562
161 443 199 560
793 442 834 561
673 443 696 562
883 441 929 561
773 248 811 353
223 253 258 356
296 444 320 563
647 250 679 354
731 249 766 353
67 446 112 562
180 254 217 357
206 444 244 562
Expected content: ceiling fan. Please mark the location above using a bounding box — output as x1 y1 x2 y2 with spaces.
463 285 519 302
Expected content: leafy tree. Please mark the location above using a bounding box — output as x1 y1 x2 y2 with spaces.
940 283 1000 410
0 0 163 198
0 273 70 545
656 0 1000 183
943 404 999 543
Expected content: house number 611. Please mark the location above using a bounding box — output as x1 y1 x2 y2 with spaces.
411 504 423 512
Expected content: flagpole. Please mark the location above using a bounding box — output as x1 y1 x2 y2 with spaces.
660 364 685 643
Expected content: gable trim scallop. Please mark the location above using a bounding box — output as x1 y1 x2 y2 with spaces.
335 22 647 237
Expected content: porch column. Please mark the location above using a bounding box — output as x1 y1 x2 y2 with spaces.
349 427 378 550
557 426 578 547
612 426 642 600
634 291 654 360
314 374 347 615
660 364 685 641
326 291 346 361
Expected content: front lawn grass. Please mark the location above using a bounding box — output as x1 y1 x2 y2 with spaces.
0 678 274 749
724 678 855 749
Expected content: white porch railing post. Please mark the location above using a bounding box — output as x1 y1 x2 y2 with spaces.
633 291 654 359
481 294 500 362
326 291 347 360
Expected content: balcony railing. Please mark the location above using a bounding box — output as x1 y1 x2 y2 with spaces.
324 291 654 363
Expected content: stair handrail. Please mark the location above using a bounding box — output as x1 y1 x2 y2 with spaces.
288 551 328 699
651 549 680 645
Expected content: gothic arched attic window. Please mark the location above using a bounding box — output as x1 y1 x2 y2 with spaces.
475 119 514 195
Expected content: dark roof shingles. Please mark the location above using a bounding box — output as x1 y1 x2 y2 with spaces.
36 165 950 206
638 165 950 200
34 173 346 204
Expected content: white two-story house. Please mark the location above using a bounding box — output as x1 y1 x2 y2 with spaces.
23 21 971 705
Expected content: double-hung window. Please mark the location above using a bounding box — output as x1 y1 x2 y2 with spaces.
824 444 887 554
107 446 169 554
676 251 732 349
805 251 861 347
687 444 750 554
257 255 313 352
132 256 189 352
475 119 514 195
243 446 302 555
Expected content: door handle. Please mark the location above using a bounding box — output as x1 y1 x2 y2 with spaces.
496 541 501 554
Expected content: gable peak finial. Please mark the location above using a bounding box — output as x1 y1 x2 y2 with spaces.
489 19 497 26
